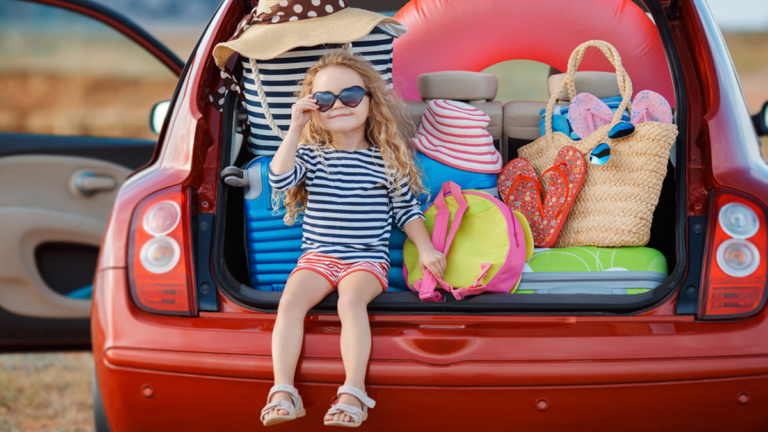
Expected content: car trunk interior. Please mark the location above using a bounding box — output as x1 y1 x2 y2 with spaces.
212 79 684 313
208 0 686 314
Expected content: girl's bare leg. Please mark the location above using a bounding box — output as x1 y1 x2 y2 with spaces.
265 270 333 419
326 271 383 423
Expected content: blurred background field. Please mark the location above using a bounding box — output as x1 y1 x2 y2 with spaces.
0 353 93 432
0 0 766 431
1 5 767 140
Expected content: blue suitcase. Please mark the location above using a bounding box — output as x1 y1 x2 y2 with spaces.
242 157 303 291
242 157 411 291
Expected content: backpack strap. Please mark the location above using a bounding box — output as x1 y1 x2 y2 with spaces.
415 183 520 301
415 181 468 302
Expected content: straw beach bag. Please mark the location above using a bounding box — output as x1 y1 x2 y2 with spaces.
517 40 678 247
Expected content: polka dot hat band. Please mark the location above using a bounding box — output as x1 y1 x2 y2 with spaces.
213 0 405 65
257 0 347 25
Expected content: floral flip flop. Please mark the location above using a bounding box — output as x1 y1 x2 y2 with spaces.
498 158 545 239
630 90 673 125
568 93 615 139
538 146 587 247
499 146 586 247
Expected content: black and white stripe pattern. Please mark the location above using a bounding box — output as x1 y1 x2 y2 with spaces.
242 28 395 156
269 145 423 263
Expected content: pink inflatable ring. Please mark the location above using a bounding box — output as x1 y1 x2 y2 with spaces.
393 0 674 106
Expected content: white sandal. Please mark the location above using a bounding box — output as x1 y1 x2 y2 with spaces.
324 386 376 428
260 384 306 426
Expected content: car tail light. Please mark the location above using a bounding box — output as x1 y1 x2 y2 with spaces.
128 186 197 316
700 191 768 319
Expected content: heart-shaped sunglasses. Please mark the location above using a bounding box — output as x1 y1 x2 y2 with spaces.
312 86 371 112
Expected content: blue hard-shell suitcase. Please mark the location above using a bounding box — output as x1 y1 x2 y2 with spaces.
242 157 304 291
243 156 412 291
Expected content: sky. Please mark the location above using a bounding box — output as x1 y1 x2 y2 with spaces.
708 0 768 31
78 0 768 33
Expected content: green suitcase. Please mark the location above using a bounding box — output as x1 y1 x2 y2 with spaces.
514 247 667 295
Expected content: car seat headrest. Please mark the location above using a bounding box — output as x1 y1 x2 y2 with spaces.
547 72 620 102
417 71 499 103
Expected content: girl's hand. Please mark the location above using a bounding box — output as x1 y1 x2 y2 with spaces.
419 246 447 280
289 95 318 132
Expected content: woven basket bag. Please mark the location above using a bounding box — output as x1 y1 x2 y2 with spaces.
517 40 678 247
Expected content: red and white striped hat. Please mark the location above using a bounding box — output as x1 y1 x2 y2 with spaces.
411 100 503 174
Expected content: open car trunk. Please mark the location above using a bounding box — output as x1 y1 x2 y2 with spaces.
209 0 688 314
212 89 686 314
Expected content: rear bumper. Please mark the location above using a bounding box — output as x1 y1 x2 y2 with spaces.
95 358 768 431
104 347 768 386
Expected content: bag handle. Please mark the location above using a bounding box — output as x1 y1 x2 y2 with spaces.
249 58 287 140
415 181 468 302
543 40 633 137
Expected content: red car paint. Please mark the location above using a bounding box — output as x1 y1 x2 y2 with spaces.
92 0 768 429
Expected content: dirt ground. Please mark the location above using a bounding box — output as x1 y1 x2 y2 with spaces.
1 31 767 432
0 353 93 432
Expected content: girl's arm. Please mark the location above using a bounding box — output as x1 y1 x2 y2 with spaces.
403 218 446 280
269 95 318 176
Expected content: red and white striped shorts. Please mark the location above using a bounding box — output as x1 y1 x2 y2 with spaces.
289 252 389 292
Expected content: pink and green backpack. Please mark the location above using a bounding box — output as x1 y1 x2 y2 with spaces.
403 181 530 302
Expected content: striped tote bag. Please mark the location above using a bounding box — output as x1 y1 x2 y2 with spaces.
242 27 398 156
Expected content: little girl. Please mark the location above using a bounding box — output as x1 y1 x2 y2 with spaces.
260 50 446 427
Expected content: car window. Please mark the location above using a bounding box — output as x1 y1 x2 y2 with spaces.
0 0 178 140
722 32 768 143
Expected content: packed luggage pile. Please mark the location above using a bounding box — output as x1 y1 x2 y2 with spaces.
214 5 678 302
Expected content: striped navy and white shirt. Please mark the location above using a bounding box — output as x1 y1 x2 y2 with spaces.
269 145 423 264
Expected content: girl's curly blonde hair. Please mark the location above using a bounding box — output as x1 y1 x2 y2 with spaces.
277 49 424 226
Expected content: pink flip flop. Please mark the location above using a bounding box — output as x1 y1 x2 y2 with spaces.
630 90 673 125
568 93 615 139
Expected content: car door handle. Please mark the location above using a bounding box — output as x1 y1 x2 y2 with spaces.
74 172 117 195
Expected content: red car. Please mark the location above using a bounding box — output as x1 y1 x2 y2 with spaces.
4 0 768 430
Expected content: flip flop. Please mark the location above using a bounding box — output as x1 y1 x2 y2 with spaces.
499 147 587 247
498 158 548 245
568 93 615 139
498 157 538 208
630 90 673 125
539 146 587 248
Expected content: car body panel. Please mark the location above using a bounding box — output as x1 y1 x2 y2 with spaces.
692 0 768 197
96 0 233 272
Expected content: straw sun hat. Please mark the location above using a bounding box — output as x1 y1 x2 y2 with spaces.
213 0 404 67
